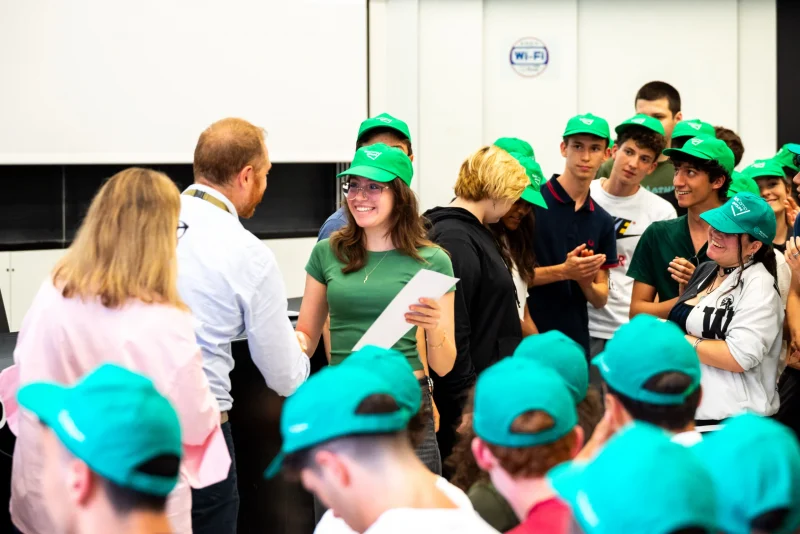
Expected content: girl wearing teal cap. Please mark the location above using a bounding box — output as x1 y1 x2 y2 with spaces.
668 193 783 426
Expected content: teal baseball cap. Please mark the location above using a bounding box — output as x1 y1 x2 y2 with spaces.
727 170 761 198
672 119 716 141
512 154 547 209
494 137 535 159
337 143 414 187
513 330 588 403
663 135 736 175
473 358 577 448
614 114 665 136
775 143 800 173
744 158 788 181
17 363 182 497
563 113 611 141
593 314 700 405
700 192 777 244
549 422 717 534
340 345 421 415
693 413 800 534
265 364 411 478
357 113 411 143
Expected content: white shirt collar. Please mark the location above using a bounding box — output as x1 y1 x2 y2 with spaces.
184 184 239 218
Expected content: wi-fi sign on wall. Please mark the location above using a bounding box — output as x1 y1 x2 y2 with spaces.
509 37 549 78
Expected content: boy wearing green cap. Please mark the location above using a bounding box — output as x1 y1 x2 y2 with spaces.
318 112 414 241
695 413 800 534
528 113 617 356
588 115 676 357
548 422 718 533
16 363 183 534
267 364 497 533
471 358 583 534
628 135 733 320
596 81 684 212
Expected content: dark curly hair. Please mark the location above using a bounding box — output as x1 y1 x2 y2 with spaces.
668 152 731 201
615 126 666 158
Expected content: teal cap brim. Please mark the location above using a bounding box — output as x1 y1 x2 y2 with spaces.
787 143 800 155
548 461 591 526
17 382 68 428
700 209 746 236
337 165 409 186
521 186 547 209
264 452 285 479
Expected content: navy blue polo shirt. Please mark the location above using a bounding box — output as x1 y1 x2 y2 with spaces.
528 177 617 355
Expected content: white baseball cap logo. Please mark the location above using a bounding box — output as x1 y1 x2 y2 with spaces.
579 118 594 125
731 198 751 217
289 423 309 434
364 150 382 160
377 117 392 123
690 138 704 146
632 118 646 124
689 123 702 130
754 162 765 168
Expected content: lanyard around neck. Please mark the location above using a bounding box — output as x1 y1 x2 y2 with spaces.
182 189 231 214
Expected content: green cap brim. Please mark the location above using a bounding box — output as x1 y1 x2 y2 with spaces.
264 452 285 479
700 209 747 236
17 382 68 428
337 165 402 184
520 186 547 209
787 143 800 156
662 146 704 161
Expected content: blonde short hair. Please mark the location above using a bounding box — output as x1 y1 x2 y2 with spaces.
454 145 528 202
194 118 267 186
53 167 185 310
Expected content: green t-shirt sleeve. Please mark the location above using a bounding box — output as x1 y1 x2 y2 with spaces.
305 239 332 285
596 157 613 179
467 481 520 532
627 225 658 287
424 247 456 292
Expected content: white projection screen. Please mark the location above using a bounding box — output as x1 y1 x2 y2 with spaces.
0 0 367 164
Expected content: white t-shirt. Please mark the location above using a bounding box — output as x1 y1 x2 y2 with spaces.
685 263 784 420
314 477 476 534
588 180 677 339
365 508 499 533
511 265 527 320
671 430 703 447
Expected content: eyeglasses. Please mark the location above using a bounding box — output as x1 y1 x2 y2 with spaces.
342 181 389 201
177 221 189 239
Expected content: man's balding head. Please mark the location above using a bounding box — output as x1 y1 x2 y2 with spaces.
193 118 267 186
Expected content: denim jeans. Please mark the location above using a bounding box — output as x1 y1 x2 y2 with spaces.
191 421 239 534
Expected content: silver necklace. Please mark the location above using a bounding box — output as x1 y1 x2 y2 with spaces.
363 252 390 283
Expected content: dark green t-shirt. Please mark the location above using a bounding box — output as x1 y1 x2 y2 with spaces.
468 480 519 531
598 157 679 213
306 240 454 370
627 215 709 301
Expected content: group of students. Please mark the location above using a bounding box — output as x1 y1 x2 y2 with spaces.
0 78 799 534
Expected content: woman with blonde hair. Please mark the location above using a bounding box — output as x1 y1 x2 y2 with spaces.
3 168 228 534
423 145 529 468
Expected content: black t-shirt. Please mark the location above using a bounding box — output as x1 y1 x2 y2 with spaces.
528 177 617 355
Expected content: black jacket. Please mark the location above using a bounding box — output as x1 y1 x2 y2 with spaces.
424 207 522 393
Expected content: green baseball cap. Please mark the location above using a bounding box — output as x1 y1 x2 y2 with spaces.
563 113 611 141
672 119 716 141
340 345 421 415
700 192 777 244
265 364 411 478
17 363 182 497
593 314 700 406
727 171 761 198
513 330 588 403
744 158 788 181
775 143 800 173
473 358 577 448
614 114 665 136
513 154 547 209
663 135 736 175
357 113 411 143
494 137 535 159
549 422 718 534
337 143 414 187
693 413 800 534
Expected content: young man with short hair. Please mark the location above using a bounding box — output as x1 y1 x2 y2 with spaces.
471 357 583 534
596 81 683 211
587 115 676 356
267 363 497 533
16 363 183 534
528 113 617 355
628 135 734 319
590 314 704 447
317 113 414 241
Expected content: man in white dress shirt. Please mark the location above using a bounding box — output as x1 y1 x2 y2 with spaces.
177 117 310 533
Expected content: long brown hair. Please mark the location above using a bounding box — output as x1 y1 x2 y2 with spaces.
330 178 437 273
489 204 537 286
53 167 186 310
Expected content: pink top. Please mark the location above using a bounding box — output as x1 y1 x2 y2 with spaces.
3 281 231 534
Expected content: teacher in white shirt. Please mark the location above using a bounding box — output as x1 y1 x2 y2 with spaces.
177 117 310 534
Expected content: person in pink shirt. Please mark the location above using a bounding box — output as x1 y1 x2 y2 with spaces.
2 168 229 534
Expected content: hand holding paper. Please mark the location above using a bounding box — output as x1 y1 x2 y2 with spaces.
353 269 458 351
